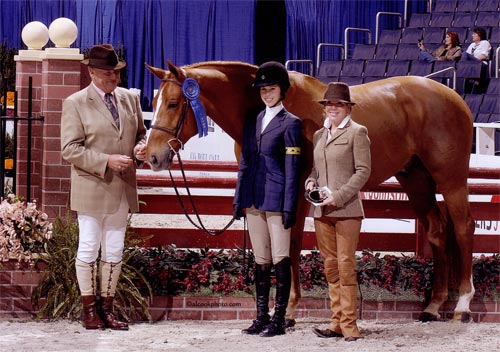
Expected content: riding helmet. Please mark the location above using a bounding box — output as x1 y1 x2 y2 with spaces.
253 61 291 93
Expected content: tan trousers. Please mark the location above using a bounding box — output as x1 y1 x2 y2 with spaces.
246 206 291 265
314 216 361 338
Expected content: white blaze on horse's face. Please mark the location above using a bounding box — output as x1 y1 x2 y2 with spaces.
146 88 164 144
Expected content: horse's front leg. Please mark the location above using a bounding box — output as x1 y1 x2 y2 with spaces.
285 219 304 327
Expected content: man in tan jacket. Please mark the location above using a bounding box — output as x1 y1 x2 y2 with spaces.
61 44 147 330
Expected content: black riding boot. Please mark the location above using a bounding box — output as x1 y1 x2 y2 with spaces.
242 264 271 335
260 257 291 337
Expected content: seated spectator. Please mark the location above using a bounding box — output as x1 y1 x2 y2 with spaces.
461 27 492 93
462 27 491 62
418 31 462 63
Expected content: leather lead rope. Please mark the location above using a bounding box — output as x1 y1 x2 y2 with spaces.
168 150 235 236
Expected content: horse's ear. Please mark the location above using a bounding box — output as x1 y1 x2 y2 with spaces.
145 63 169 80
167 60 183 80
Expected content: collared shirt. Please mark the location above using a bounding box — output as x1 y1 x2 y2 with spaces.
92 83 117 109
261 102 284 133
323 115 351 142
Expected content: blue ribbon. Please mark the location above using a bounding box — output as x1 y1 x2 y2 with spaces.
182 78 208 138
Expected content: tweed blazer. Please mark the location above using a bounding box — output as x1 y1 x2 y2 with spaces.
429 45 462 62
305 118 371 218
234 108 302 213
61 84 147 213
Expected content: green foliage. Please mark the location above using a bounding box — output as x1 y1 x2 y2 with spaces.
32 213 153 322
0 39 17 91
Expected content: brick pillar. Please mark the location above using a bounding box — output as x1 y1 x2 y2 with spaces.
14 51 43 203
14 48 83 218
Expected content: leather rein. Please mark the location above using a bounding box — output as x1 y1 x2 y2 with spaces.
149 77 236 237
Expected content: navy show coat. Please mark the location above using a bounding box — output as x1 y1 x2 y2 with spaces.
234 108 302 213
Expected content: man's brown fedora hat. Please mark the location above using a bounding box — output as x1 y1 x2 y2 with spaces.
317 82 355 105
82 44 126 70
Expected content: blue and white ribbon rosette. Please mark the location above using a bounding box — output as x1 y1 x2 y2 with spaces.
182 78 208 137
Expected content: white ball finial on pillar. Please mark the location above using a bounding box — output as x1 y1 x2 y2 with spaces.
21 21 49 50
49 17 78 48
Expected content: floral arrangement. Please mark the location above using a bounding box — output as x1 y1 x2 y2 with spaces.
0 194 53 263
128 246 500 300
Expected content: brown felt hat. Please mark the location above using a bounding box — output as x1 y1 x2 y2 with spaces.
82 44 126 70
317 82 355 105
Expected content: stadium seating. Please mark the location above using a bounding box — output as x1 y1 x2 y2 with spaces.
457 0 478 12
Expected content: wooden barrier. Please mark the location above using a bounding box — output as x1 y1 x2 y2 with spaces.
133 161 500 255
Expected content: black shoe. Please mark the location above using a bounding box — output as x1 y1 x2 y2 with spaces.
259 320 286 337
242 317 269 335
312 328 343 338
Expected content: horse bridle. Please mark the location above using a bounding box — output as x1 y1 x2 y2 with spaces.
148 76 239 237
150 78 189 146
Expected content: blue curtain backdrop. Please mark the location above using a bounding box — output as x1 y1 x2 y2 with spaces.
0 0 424 109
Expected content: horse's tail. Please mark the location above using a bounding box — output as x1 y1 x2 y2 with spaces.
445 207 461 290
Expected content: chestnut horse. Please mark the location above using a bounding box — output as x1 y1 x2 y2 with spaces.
145 61 475 323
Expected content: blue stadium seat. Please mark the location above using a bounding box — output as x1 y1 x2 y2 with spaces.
378 29 402 44
363 59 387 79
423 28 445 45
485 77 500 95
490 27 500 47
477 0 499 12
463 94 484 115
339 76 364 86
456 61 483 79
475 113 491 123
447 27 468 44
341 60 365 77
457 0 478 12
452 12 476 28
476 12 500 27
434 0 457 12
386 60 410 77
316 61 343 83
396 44 420 60
401 28 423 44
409 60 434 76
479 95 500 115
375 44 398 59
430 12 455 28
408 13 431 28
352 44 376 60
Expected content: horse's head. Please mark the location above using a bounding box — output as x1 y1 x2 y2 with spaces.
145 61 199 170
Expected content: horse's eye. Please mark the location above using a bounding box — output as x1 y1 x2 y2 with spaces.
167 102 179 109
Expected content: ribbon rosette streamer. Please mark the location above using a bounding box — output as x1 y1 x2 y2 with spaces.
182 78 208 137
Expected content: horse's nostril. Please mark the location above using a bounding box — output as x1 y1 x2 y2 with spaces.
151 155 158 166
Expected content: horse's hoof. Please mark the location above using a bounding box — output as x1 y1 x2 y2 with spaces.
285 319 296 328
419 312 439 322
454 311 473 323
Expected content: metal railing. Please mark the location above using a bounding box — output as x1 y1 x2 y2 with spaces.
0 77 44 200
344 27 372 59
424 66 457 90
375 12 403 44
285 60 314 76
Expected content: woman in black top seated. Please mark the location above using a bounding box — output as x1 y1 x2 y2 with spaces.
418 31 462 63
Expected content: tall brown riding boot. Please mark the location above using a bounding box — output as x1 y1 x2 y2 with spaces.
100 296 129 330
100 261 129 330
76 259 104 329
81 295 105 330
